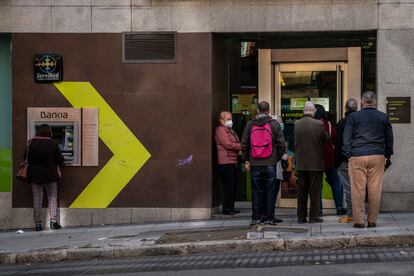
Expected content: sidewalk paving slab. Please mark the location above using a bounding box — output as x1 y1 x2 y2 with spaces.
1 210 414 265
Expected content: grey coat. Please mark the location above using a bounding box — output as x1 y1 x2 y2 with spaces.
294 115 329 171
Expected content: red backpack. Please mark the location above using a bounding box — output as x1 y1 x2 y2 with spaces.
250 123 273 159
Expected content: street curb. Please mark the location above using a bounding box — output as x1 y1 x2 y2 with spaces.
1 233 414 265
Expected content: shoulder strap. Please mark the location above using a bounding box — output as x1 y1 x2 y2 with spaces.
25 139 33 162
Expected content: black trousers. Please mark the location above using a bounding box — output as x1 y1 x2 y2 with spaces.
297 171 323 220
218 164 237 212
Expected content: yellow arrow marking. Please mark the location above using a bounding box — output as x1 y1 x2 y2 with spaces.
54 82 151 208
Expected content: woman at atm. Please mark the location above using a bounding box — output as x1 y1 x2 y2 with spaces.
25 124 64 231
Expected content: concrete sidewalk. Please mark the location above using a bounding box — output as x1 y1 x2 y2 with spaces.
1 209 414 264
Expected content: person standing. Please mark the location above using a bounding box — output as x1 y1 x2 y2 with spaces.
343 91 393 228
335 98 358 223
241 101 286 225
295 102 329 223
273 115 288 209
25 124 64 231
214 111 242 215
314 105 347 216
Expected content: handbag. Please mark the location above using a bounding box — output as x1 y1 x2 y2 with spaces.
16 140 31 182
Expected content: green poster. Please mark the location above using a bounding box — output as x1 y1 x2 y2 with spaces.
290 98 307 111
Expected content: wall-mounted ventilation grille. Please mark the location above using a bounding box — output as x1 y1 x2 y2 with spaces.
122 32 176 63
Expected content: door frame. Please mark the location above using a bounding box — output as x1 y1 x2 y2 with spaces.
259 47 361 117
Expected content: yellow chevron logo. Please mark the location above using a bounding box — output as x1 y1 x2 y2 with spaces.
54 82 151 208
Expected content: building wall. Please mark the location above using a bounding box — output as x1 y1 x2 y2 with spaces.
0 34 12 228
9 32 213 228
0 0 379 33
377 3 414 211
0 0 414 229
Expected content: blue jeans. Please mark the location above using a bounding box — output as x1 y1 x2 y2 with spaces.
250 165 277 220
320 168 344 212
338 162 352 217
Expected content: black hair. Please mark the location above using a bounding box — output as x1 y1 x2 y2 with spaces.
314 104 327 120
258 101 270 113
37 124 52 138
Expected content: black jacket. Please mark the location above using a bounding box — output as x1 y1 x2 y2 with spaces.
334 110 355 167
25 138 64 184
343 107 394 158
241 115 286 166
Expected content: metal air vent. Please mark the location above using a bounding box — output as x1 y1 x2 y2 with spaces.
122 32 176 63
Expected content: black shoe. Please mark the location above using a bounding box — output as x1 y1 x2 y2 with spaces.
298 218 307 224
336 208 348 216
229 209 241 214
50 221 62 230
250 219 262 226
309 218 324 223
35 223 43 231
223 211 235 215
353 223 365 228
367 222 377 228
263 218 283 225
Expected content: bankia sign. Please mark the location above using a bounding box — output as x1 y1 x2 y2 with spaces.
34 54 63 82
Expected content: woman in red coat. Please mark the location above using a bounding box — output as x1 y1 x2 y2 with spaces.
214 111 242 215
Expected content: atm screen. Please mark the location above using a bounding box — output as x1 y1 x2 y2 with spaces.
34 123 76 162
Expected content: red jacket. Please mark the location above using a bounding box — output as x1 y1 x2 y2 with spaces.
214 125 242 164
321 119 336 169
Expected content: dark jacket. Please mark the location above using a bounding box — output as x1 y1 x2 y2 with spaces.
320 119 336 170
343 107 394 158
25 138 64 184
334 110 355 167
241 115 286 166
294 115 329 171
214 125 241 164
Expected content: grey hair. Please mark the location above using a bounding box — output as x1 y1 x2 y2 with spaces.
303 101 316 116
361 91 376 106
345 98 358 112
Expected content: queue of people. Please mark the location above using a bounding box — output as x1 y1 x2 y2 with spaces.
214 91 394 229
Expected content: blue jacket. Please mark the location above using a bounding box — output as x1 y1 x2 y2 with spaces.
343 107 394 158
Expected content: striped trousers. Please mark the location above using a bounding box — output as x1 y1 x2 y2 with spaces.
31 182 58 224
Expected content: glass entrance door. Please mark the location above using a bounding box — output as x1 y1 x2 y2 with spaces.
275 63 345 208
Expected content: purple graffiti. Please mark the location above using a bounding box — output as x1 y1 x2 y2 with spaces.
178 154 193 168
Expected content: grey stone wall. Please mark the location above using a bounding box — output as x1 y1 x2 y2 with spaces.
377 1 414 211
0 0 380 33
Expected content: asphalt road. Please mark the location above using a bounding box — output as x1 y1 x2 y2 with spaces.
1 246 414 275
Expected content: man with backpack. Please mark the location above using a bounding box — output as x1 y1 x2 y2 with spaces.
241 101 286 225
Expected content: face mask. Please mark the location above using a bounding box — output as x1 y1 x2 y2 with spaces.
280 123 285 131
225 120 233 128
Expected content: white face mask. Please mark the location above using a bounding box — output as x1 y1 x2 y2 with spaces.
225 120 233 128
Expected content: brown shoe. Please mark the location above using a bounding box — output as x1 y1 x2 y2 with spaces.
338 216 353 223
367 222 377 228
353 223 365 228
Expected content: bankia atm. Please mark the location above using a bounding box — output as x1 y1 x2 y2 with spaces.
27 107 99 166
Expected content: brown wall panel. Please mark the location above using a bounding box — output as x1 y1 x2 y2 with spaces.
12 33 213 208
